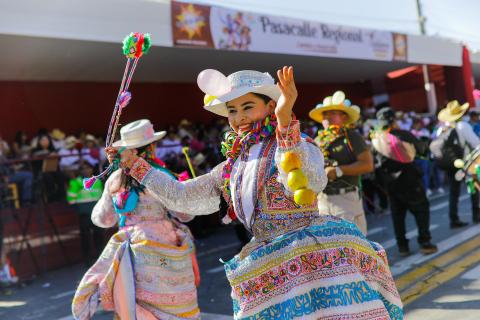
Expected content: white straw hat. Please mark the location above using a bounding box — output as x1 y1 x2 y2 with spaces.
198 69 281 117
438 100 470 123
112 119 166 149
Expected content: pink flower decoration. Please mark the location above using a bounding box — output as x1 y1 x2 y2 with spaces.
144 126 154 139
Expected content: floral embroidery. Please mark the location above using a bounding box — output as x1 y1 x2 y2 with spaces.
129 157 152 183
276 120 301 150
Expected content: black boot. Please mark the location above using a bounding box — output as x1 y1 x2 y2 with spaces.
398 244 410 257
450 220 468 229
420 242 438 255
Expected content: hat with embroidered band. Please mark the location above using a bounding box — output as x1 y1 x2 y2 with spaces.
112 119 166 149
308 91 360 125
438 100 470 123
197 69 281 117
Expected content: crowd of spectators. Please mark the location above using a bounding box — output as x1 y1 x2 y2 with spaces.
2 105 480 283
2 107 480 215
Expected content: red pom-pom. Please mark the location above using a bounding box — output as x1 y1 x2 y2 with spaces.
178 171 190 181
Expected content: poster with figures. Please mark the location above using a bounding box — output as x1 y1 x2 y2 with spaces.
171 1 406 62
209 9 253 51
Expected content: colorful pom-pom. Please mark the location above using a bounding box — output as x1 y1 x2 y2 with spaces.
118 91 131 110
83 177 97 190
122 32 152 59
115 191 130 209
178 171 190 182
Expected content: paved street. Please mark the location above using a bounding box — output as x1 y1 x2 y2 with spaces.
1 190 479 319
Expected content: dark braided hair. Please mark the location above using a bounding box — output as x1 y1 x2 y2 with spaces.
120 143 154 193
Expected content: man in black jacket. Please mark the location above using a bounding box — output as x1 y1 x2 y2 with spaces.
375 107 437 256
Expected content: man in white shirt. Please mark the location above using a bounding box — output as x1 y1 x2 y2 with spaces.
155 131 183 160
81 134 100 168
58 136 80 172
438 101 480 227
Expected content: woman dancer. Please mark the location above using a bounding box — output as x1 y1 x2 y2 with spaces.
113 67 403 319
72 119 200 320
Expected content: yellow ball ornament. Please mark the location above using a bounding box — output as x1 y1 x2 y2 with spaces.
287 169 308 191
454 159 465 169
294 188 316 206
280 151 302 173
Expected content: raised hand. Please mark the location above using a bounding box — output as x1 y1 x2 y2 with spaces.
105 147 118 164
105 147 138 169
275 66 298 128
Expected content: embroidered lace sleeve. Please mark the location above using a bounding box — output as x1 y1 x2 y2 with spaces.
130 158 224 215
91 172 119 228
275 120 328 194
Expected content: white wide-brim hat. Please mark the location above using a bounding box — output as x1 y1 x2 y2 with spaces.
112 119 166 149
197 69 281 117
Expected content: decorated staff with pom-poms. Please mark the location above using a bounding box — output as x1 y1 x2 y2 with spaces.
72 33 203 320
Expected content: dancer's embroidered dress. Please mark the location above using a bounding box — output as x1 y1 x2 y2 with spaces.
127 119 403 319
72 120 200 320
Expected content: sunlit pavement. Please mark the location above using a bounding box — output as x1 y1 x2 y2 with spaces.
1 190 479 319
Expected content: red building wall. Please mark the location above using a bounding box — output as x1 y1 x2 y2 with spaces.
0 81 371 141
385 65 446 113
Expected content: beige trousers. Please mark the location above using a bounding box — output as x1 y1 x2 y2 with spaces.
317 190 367 235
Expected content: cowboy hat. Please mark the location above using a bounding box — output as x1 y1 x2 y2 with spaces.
179 119 192 126
85 134 97 143
112 119 166 149
438 100 470 123
64 136 78 149
309 91 360 125
197 69 281 117
192 152 206 166
376 107 396 123
51 129 66 140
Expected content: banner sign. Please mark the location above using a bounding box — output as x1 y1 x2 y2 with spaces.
172 1 407 62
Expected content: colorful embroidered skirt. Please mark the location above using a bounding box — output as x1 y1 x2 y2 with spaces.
225 216 403 319
72 222 200 320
